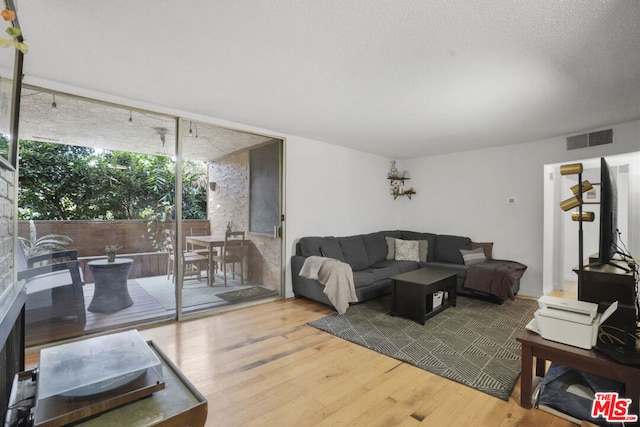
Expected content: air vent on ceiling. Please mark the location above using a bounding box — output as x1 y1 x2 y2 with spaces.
566 129 613 151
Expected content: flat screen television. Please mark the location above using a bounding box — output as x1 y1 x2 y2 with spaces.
598 157 618 265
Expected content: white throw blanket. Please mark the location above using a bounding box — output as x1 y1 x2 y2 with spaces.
299 256 358 314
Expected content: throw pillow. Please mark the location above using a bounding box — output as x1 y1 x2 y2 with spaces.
299 236 334 257
339 238 370 270
394 239 420 262
460 247 487 265
434 235 472 264
471 242 494 260
319 240 345 262
417 240 428 262
385 236 396 260
401 231 437 261
363 232 388 265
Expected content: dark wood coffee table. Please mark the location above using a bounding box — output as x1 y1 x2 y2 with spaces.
391 267 457 324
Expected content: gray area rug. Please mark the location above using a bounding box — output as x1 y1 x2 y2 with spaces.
309 294 537 400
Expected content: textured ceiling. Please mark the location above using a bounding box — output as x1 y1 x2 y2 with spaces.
6 0 640 159
16 87 274 162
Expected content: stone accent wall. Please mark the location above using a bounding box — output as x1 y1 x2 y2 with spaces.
209 152 250 235
0 167 14 294
209 151 281 291
248 234 281 291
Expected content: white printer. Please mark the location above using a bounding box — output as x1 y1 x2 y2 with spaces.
526 295 618 350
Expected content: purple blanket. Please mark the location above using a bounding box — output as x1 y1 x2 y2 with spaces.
463 259 527 301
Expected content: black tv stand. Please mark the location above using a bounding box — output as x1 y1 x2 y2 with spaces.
576 259 637 306
586 252 635 273
586 260 633 273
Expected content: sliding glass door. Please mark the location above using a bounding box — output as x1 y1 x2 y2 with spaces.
176 119 284 316
16 87 285 346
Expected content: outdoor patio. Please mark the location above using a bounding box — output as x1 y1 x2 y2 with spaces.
18 136 283 348
25 271 279 347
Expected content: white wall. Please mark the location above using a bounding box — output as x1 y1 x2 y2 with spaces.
402 144 547 297
284 136 397 296
402 120 640 298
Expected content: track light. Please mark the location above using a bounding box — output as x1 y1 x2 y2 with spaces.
560 196 582 211
570 180 593 195
154 127 167 147
128 110 133 124
559 162 588 210
558 161 594 292
51 94 57 109
186 121 199 138
560 163 583 175
572 212 595 222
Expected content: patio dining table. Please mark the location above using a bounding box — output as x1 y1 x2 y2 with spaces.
185 235 248 287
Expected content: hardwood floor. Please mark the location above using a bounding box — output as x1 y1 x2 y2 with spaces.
25 276 271 348
25 282 173 347
25 290 579 426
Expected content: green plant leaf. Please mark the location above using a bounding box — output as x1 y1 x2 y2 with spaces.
5 26 20 37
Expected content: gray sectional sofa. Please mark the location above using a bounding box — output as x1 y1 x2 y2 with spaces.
291 230 521 310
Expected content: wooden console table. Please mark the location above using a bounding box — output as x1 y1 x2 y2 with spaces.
77 341 207 426
516 329 640 420
6 341 207 427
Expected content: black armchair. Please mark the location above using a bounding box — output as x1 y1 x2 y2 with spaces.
17 244 86 324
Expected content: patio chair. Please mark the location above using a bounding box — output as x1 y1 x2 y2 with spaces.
16 242 86 325
165 229 209 282
212 231 245 287
189 225 217 272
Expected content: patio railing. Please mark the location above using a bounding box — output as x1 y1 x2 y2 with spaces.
18 219 209 281
79 252 169 283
